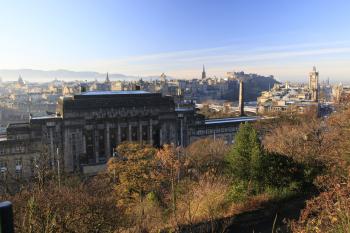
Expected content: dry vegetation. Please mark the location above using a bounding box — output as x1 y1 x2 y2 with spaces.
289 105 350 233
2 100 350 232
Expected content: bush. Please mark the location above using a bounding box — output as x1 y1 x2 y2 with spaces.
264 182 302 201
262 152 306 189
228 180 250 203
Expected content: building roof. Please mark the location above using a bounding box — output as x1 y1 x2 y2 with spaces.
78 90 149 96
205 116 258 125
59 90 175 112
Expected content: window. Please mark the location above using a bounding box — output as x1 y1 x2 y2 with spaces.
15 159 22 171
0 160 7 179
15 171 22 179
0 160 7 171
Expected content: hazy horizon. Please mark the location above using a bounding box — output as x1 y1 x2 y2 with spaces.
1 1 349 83
0 68 348 85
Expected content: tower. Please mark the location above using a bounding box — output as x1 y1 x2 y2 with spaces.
309 66 319 102
105 72 110 83
160 73 167 83
238 80 245 117
201 65 206 80
18 75 24 86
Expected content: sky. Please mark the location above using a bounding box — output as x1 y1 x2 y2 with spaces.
0 0 350 82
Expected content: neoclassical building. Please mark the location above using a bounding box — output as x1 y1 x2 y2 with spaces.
57 91 180 172
1 90 256 177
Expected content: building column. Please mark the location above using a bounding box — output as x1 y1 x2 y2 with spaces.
128 123 132 141
94 129 99 163
81 132 87 164
159 126 163 145
82 132 86 154
149 119 153 145
139 121 143 144
180 118 183 147
105 123 110 158
64 128 73 172
49 127 54 164
117 122 121 144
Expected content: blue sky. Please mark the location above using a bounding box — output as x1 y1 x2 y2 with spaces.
0 0 350 82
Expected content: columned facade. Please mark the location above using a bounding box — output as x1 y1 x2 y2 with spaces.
56 91 178 172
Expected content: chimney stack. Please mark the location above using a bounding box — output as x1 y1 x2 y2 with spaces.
238 80 245 117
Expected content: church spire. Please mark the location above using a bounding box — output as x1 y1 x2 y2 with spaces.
105 72 110 83
201 64 206 79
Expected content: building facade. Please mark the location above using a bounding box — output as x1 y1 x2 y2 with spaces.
309 66 319 102
0 90 256 177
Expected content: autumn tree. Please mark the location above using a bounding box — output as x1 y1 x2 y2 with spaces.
4 175 121 233
262 117 341 185
291 107 350 233
107 142 162 231
176 177 231 231
156 144 183 221
32 145 56 191
185 138 230 177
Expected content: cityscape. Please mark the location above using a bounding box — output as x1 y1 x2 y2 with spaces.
0 1 350 233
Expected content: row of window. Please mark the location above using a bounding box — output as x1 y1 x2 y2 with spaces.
0 159 24 179
194 127 235 136
0 159 23 171
0 146 26 155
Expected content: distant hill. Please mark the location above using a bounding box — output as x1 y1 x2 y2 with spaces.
0 69 168 82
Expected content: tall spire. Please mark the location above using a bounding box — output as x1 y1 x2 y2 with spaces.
105 72 110 83
201 64 206 79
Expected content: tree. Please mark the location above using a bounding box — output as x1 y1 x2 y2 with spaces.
176 177 230 230
107 142 161 231
156 144 183 221
32 145 56 191
185 138 230 177
290 108 350 233
4 175 121 233
226 123 264 186
262 118 340 184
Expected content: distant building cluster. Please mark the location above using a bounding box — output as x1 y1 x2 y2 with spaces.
0 76 60 125
0 68 276 128
257 67 333 115
332 83 350 103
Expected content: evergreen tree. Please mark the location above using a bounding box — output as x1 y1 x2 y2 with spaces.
226 123 264 183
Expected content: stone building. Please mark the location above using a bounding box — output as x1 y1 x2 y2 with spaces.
57 90 178 173
0 118 62 182
309 66 319 102
0 90 256 177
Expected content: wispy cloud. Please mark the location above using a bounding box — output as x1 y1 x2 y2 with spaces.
76 40 350 82
2 40 349 83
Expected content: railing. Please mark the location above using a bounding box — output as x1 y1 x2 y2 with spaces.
0 201 14 233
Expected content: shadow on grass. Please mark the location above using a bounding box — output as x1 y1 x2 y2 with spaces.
166 191 317 233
